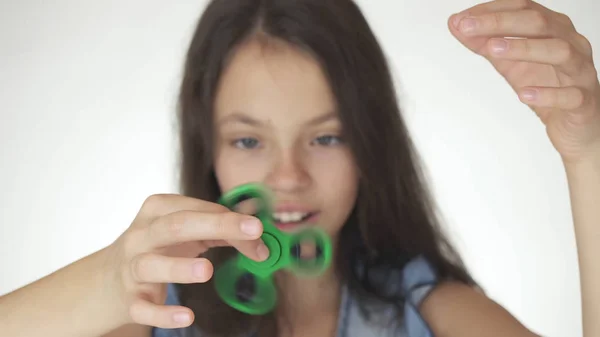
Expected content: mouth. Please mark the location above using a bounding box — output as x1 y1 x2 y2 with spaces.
272 211 319 231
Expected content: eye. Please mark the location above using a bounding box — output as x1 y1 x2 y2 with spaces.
312 135 342 146
232 137 260 149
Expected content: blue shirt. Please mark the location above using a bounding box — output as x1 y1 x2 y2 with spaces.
153 255 437 337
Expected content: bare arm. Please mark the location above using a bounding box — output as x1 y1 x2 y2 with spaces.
0 247 129 337
445 0 600 332
420 153 600 336
564 153 600 336
420 282 540 337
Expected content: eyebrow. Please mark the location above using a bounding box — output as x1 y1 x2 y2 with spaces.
217 111 338 127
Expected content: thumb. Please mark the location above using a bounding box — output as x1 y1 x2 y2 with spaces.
447 13 489 55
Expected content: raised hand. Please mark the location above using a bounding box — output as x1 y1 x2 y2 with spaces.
103 194 268 329
448 0 600 164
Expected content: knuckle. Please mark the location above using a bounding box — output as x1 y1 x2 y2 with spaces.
166 259 179 281
513 0 530 9
566 88 586 109
164 211 189 237
529 10 549 33
521 39 533 57
146 210 189 244
556 39 575 64
211 202 231 213
121 229 144 257
575 88 587 108
129 299 159 326
129 253 152 282
141 194 169 212
145 220 161 243
128 302 141 322
143 194 165 208
491 12 503 30
215 212 239 235
558 13 574 26
575 34 594 56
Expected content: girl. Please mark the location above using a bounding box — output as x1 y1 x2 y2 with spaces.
1 0 598 336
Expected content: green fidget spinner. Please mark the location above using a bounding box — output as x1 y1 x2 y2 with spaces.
213 183 333 315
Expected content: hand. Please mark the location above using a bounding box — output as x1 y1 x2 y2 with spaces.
448 0 600 164
101 194 268 329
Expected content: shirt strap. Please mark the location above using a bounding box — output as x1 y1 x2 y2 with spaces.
401 255 438 337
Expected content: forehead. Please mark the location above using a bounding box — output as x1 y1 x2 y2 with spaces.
214 37 337 126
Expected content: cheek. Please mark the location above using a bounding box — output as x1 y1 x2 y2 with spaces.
310 149 359 205
311 149 357 184
306 149 358 237
214 148 268 191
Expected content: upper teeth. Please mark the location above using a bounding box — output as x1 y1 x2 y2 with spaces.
273 212 308 223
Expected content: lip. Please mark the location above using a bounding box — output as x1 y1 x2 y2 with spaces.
273 202 316 213
272 211 320 232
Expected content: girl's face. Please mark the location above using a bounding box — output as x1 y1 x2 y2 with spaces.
213 38 359 241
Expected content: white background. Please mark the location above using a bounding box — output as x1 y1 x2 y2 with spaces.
1 1 598 336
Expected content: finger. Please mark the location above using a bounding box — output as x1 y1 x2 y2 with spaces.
146 210 264 248
134 193 229 225
450 0 534 31
468 0 533 12
518 86 589 110
130 253 213 284
450 0 567 25
487 38 586 75
166 238 267 263
228 238 270 262
129 298 194 329
455 10 557 38
454 1 587 54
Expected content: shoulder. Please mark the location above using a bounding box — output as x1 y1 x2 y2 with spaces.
396 255 442 337
406 258 540 337
349 255 440 336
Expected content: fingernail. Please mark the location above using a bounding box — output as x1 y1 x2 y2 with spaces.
451 13 462 28
257 242 270 260
490 39 508 54
173 312 191 324
460 17 477 33
521 89 537 101
241 218 261 236
192 261 206 279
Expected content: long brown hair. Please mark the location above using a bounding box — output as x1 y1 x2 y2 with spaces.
175 0 477 336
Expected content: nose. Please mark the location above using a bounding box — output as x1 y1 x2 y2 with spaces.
264 149 310 193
